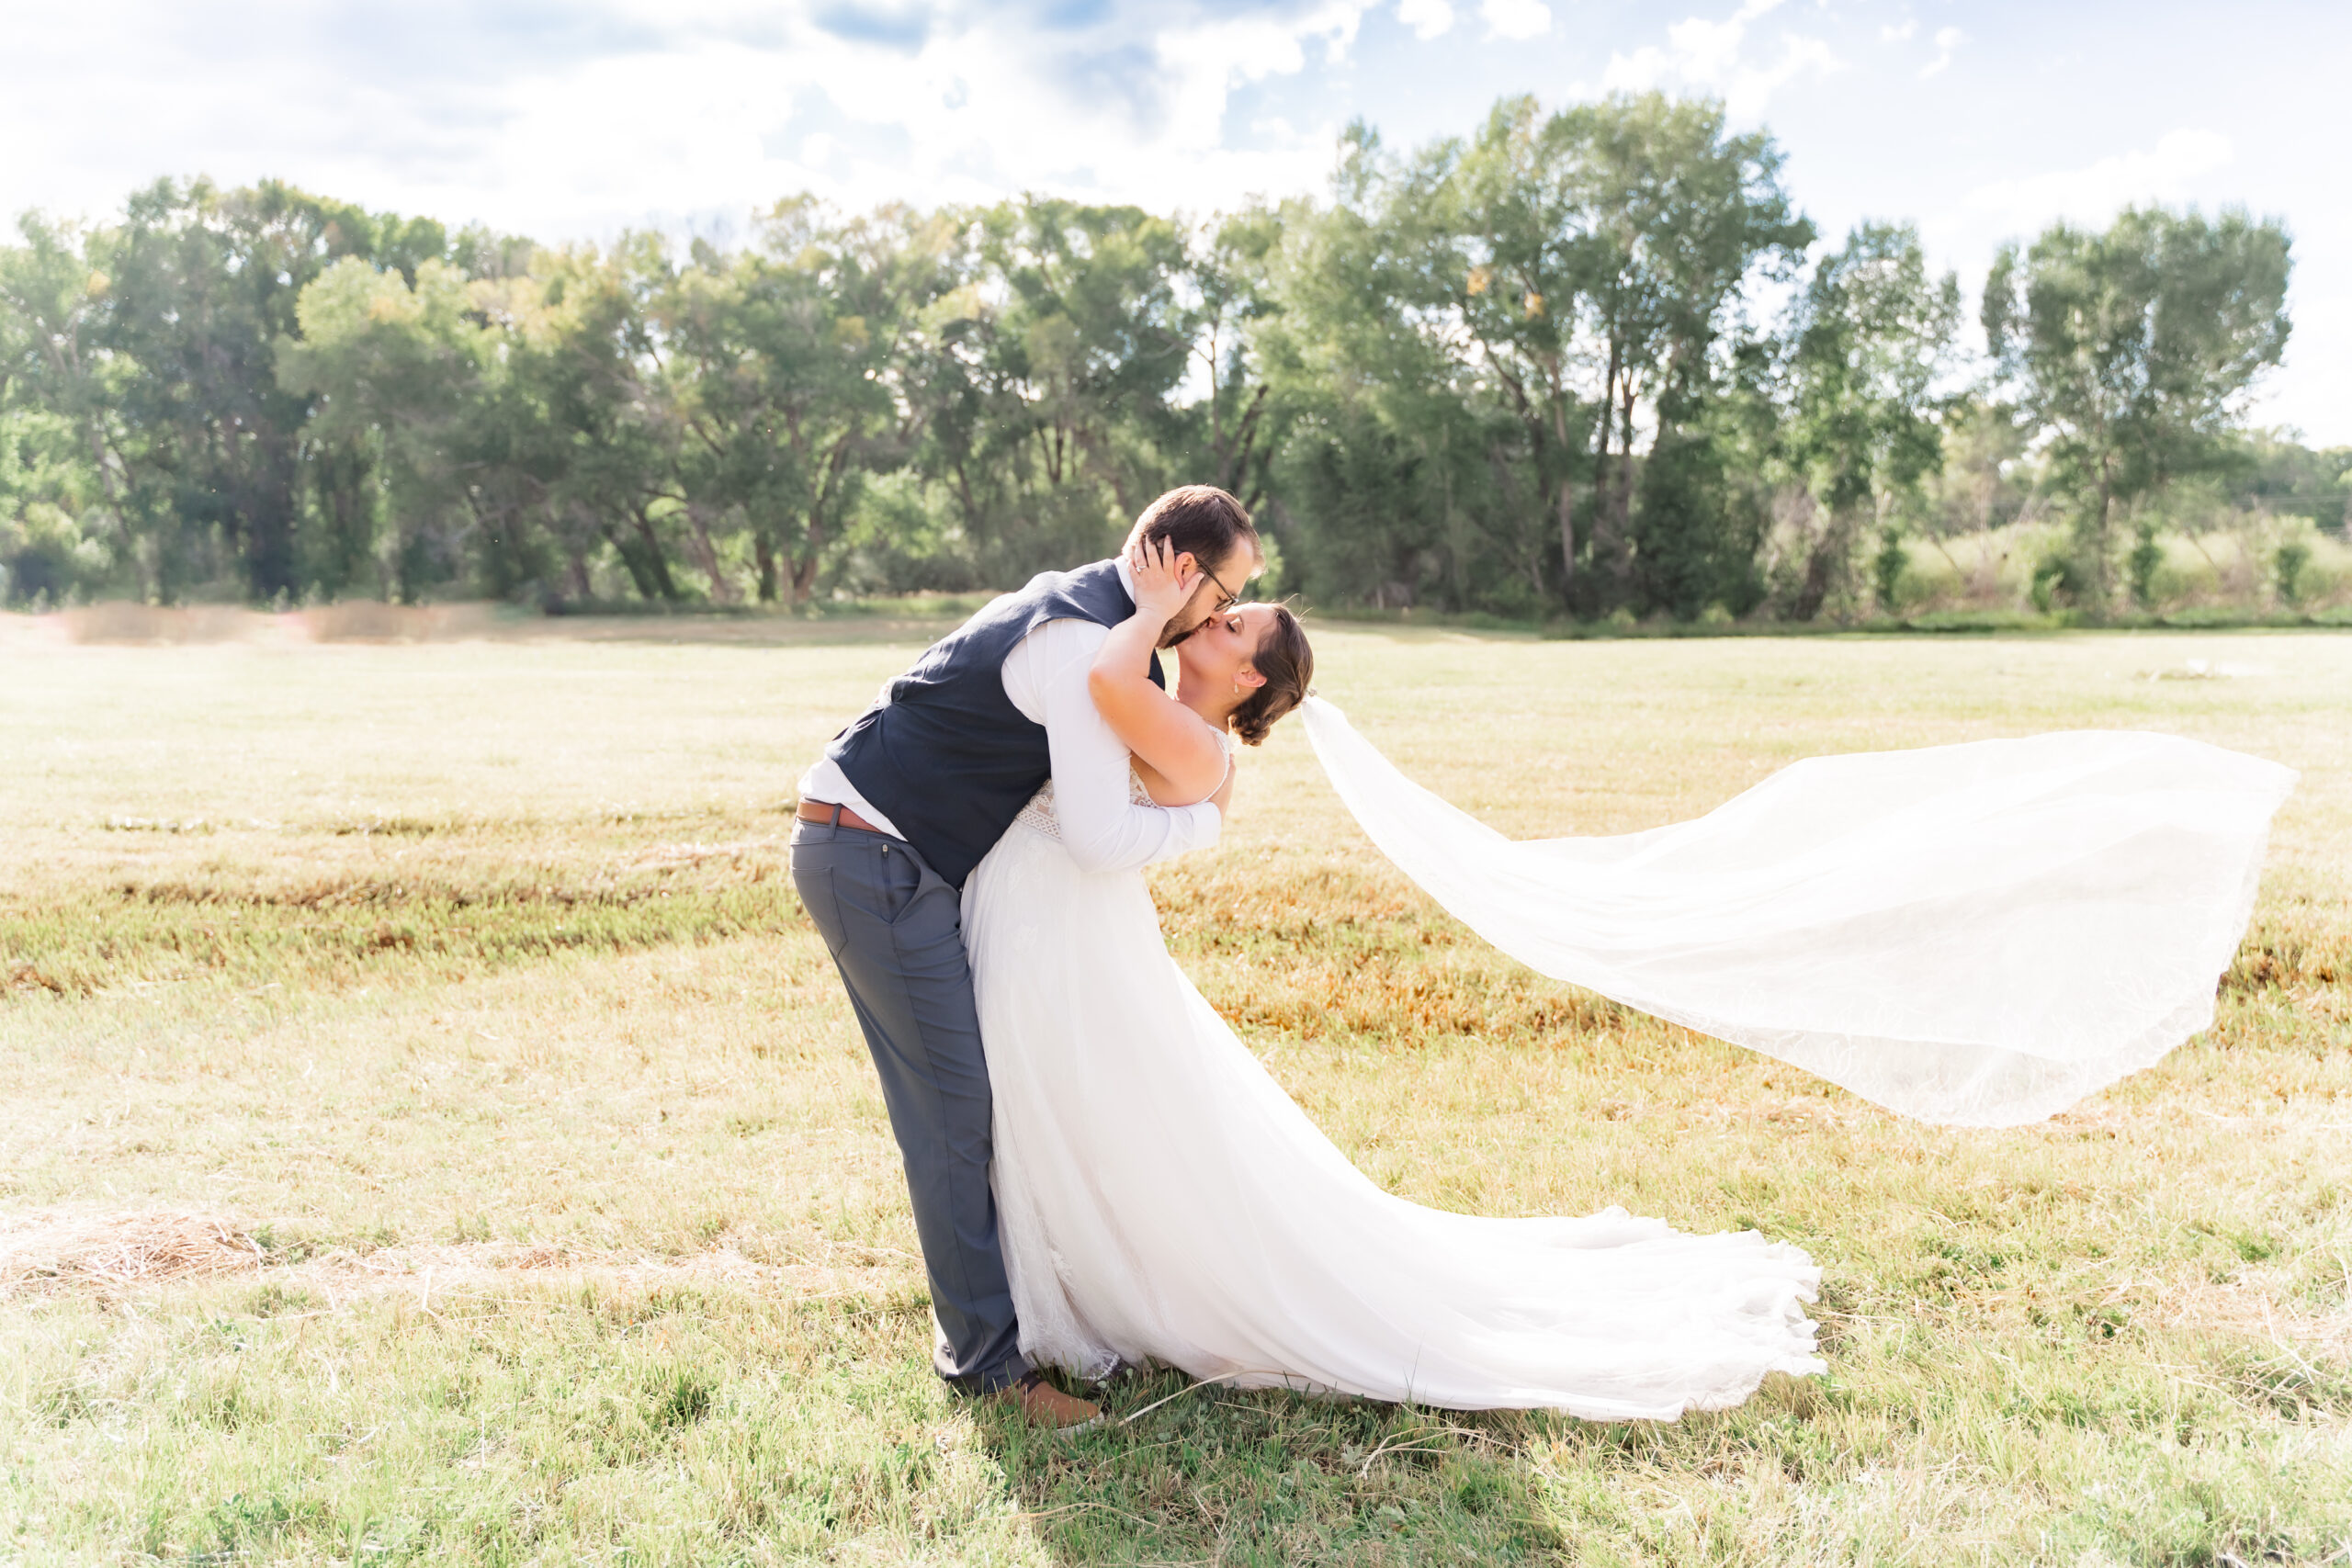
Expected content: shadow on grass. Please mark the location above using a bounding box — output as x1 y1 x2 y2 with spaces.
972 1368 1566 1565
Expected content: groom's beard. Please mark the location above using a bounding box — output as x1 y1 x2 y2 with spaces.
1158 606 1210 649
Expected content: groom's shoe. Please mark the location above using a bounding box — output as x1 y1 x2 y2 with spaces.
998 1371 1102 1434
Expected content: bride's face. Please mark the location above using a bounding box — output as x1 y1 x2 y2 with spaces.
1175 603 1277 705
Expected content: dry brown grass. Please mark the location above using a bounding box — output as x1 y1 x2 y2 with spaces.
1 625 2347 1565
2157 1267 2352 1364
0 598 985 651
0 1211 266 1296
0 1208 913 1308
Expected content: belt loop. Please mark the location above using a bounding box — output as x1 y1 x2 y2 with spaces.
828 802 844 829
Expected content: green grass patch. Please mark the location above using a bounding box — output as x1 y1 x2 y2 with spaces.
3 627 2349 1563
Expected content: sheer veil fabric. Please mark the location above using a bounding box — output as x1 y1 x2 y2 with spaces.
1302 697 2298 1127
967 771 1825 1418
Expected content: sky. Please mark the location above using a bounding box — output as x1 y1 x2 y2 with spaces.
7 0 2348 441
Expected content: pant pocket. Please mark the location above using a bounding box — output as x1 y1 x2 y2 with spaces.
807 844 923 934
876 845 925 924
790 862 849 959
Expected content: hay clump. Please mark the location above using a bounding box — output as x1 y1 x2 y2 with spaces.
0 1210 265 1296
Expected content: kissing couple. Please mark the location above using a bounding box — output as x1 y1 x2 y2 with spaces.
788 484 1824 1433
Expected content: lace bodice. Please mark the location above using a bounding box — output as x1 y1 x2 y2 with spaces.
1016 742 1233 842
1015 766 1159 841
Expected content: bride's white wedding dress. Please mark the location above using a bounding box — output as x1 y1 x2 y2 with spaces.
963 702 2290 1412
964 769 1825 1418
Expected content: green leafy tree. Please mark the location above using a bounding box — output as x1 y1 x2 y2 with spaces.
1783 221 1962 618
0 216 126 601
663 200 954 602
500 241 687 604
934 198 1196 576
1250 150 1498 610
1 127 2309 621
1983 206 2290 609
1419 96 1599 600
277 257 503 600
1632 339 1781 619
95 180 399 597
1179 209 1283 507
1577 96 1812 604
1246 96 1805 618
2232 431 2351 536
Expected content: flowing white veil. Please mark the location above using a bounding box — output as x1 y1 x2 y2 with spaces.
1300 696 2296 1126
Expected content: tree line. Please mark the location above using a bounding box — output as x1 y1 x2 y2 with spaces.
2 93 2341 621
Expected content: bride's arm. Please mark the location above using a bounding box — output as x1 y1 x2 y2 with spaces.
1089 539 1233 805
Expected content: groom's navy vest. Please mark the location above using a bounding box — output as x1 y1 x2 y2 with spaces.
823 559 1161 889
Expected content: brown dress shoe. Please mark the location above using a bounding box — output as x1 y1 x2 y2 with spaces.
997 1371 1102 1433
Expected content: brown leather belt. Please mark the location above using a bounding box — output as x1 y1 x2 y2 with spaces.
796 798 888 835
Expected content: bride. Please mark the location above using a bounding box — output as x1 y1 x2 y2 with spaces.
961 541 1825 1420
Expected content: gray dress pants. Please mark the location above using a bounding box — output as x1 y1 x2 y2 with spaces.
788 818 1029 1393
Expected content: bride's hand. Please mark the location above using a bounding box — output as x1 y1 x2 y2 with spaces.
1127 537 1196 618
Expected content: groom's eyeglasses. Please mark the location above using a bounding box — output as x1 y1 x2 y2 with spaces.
1200 561 1242 615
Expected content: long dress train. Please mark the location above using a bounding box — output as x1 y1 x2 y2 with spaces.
965 776 1823 1419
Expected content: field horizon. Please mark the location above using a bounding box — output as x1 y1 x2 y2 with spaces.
7 587 2352 660
3 625 2348 1564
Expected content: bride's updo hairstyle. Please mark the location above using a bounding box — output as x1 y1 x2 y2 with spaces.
1233 604 1313 746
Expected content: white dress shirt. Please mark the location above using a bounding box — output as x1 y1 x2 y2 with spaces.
797 557 1219 872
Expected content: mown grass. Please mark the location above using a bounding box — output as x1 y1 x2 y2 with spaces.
2 629 2349 1565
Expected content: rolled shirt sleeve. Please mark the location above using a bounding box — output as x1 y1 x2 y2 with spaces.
1001 617 1221 873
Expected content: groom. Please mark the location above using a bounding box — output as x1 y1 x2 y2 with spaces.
789 485 1261 1430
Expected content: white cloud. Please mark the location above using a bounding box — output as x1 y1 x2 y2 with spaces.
1965 129 2234 230
1480 0 1552 42
1919 25 1962 78
0 0 1379 240
1156 3 1366 117
1879 19 1916 42
1598 0 1835 118
2 0 2344 445
1396 0 1455 40
2259 289 2352 441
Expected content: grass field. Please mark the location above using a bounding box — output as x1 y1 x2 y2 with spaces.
3 623 2349 1566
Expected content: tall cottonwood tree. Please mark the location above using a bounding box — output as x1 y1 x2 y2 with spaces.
1426 96 1600 599
1180 209 1282 508
1983 206 2290 606
96 181 422 597
1578 96 1811 609
277 257 503 600
664 200 956 602
0 216 130 598
1783 221 1962 618
0 112 2313 618
1257 94 1807 615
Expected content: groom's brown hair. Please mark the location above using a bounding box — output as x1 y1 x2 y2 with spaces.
1127 485 1261 573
